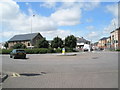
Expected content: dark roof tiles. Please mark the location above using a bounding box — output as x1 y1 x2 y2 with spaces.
8 33 41 42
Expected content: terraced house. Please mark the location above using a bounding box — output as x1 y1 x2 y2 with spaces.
8 33 43 49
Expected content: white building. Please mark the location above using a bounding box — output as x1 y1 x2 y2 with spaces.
76 37 91 51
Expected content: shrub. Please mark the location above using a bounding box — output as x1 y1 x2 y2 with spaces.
65 47 77 52
13 43 26 49
116 49 120 51
24 48 48 54
55 48 62 53
47 48 55 53
1 49 13 54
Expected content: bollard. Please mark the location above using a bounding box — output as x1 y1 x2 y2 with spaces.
62 48 65 55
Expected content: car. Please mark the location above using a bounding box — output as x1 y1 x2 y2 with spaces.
10 49 26 59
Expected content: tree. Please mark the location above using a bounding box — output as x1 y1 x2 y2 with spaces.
36 38 49 48
13 43 26 49
65 35 77 48
4 42 8 49
51 36 63 48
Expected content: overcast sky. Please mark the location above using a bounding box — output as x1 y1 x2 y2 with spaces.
0 0 119 43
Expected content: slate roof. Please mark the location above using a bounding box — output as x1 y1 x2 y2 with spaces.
8 33 41 42
76 37 90 43
100 37 108 40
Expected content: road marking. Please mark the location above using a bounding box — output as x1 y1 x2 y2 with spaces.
12 73 20 77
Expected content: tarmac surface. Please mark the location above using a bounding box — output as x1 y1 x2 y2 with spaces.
1 51 119 88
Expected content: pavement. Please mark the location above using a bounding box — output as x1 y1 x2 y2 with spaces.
1 51 119 88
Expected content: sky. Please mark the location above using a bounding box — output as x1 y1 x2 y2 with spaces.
0 0 119 43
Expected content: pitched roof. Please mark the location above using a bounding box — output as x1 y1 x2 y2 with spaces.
8 33 42 42
77 37 90 43
111 27 120 33
100 37 108 40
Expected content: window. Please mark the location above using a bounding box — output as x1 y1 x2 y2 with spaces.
28 43 30 46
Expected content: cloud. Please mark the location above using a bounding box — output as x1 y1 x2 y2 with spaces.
103 18 118 34
103 3 118 35
40 2 56 8
106 4 118 17
0 0 20 20
1 0 101 42
86 32 100 42
86 26 95 30
50 7 81 26
41 29 72 40
86 18 93 23
83 2 100 11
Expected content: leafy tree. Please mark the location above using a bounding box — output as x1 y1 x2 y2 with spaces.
36 38 49 48
4 42 8 49
51 36 63 48
13 43 26 49
65 35 77 48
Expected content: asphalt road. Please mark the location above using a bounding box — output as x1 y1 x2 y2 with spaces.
1 51 118 88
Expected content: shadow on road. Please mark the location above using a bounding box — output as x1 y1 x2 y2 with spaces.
19 73 41 77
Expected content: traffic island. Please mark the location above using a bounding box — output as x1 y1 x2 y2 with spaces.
57 53 77 56
0 72 8 83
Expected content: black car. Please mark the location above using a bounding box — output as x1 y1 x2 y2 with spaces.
10 49 26 59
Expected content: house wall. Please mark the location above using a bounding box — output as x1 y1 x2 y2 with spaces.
8 41 32 49
106 37 111 49
32 34 43 46
110 30 119 50
118 29 120 49
98 39 107 49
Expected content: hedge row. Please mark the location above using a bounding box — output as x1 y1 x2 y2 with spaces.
116 49 120 51
1 48 77 54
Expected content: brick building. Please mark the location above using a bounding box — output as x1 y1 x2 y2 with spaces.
98 37 108 49
110 27 120 50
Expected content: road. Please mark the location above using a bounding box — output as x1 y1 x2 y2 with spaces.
1 51 118 88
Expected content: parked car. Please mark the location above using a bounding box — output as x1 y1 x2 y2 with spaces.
10 49 26 59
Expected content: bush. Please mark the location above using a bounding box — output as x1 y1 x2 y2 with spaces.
13 43 26 49
47 48 55 53
65 47 77 52
1 47 77 54
1 49 13 54
24 48 48 54
116 49 120 51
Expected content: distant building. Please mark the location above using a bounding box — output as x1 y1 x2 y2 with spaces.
93 42 99 50
76 37 90 51
98 37 108 49
8 33 43 49
0 43 6 49
106 36 111 49
110 27 120 50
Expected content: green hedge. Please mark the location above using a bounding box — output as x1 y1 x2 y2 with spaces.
116 49 120 51
25 48 48 54
1 48 77 54
1 49 13 54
